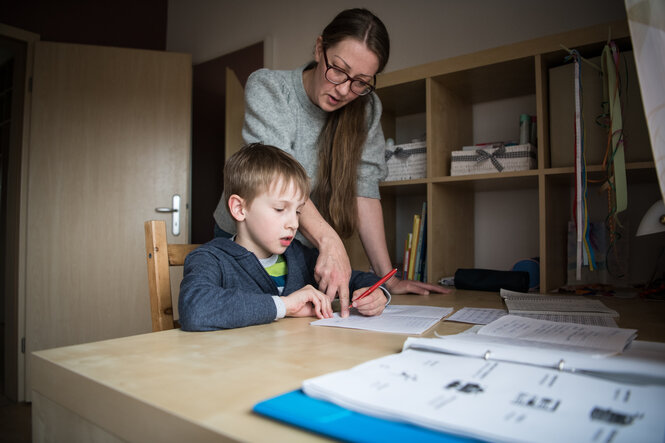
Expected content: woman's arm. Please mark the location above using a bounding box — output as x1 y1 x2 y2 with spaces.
297 199 353 315
356 197 450 302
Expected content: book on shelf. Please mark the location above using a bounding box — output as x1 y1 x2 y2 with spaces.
407 214 420 280
402 233 412 279
402 204 427 282
413 202 427 282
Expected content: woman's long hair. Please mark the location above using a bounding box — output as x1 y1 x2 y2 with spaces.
312 8 390 238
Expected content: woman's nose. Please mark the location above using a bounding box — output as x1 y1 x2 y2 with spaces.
336 80 351 96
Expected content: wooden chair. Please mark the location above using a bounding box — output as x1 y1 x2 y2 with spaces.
144 220 201 331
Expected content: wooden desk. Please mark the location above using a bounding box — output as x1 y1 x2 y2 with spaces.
31 290 665 442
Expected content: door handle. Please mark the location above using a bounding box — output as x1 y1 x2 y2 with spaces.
154 194 180 236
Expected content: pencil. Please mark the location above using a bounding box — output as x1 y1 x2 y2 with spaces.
350 268 397 307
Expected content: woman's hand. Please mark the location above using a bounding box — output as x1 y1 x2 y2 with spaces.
385 277 451 295
283 285 333 319
297 199 353 315
314 234 352 311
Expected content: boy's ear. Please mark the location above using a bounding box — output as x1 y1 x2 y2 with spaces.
228 194 246 221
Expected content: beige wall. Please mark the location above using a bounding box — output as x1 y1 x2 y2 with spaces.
166 0 627 71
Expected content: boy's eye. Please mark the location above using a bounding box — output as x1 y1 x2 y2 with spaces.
274 207 284 212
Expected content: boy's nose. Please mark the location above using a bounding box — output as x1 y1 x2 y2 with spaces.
286 213 298 230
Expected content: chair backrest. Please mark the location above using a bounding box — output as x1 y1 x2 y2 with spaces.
144 220 200 331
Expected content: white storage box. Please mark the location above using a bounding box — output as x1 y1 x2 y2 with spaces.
450 143 536 176
384 141 427 182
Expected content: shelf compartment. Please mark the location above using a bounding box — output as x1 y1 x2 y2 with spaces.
432 169 540 191
544 162 656 185
541 162 660 290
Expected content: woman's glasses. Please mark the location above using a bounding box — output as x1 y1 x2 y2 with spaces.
323 50 375 96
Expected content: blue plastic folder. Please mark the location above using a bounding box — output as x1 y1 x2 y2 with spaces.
253 389 479 443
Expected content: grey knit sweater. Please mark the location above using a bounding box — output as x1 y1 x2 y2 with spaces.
213 64 387 235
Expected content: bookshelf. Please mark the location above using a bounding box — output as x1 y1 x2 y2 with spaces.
372 20 658 292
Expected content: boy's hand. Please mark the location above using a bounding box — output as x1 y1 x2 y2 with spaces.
349 287 387 316
283 285 333 319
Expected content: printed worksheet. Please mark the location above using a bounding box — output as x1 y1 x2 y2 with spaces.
310 305 452 335
446 307 618 327
516 312 618 327
446 307 507 324
479 315 636 353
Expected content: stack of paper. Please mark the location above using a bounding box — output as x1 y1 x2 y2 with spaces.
500 289 619 326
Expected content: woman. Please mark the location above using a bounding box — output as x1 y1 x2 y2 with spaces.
213 8 448 316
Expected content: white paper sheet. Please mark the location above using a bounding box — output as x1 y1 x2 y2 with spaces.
405 335 665 384
517 312 618 327
310 305 452 335
446 307 618 327
478 315 636 353
446 307 507 324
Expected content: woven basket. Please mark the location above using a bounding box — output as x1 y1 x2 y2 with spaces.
451 143 536 176
384 141 427 182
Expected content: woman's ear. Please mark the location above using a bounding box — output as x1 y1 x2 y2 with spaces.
313 36 323 63
228 194 246 221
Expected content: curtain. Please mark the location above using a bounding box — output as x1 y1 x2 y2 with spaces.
625 0 665 201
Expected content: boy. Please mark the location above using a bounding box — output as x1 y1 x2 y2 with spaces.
179 143 390 331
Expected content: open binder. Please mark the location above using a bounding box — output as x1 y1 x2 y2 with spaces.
299 346 665 442
405 334 665 385
255 316 665 442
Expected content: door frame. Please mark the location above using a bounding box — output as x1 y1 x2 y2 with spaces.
0 23 39 402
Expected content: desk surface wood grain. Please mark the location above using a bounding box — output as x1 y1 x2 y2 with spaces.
31 290 665 442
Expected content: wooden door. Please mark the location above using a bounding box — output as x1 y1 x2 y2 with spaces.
24 42 191 399
225 67 244 160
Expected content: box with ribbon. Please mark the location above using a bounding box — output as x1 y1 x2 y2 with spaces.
384 140 427 182
450 143 536 176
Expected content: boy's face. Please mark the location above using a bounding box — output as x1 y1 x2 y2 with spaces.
235 178 306 259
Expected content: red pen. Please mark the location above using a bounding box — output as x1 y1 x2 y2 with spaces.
349 268 397 308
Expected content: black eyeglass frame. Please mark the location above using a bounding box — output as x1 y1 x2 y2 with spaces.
322 50 376 96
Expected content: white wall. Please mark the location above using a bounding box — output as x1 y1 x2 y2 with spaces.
166 0 627 72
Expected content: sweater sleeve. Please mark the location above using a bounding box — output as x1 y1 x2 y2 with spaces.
356 93 388 199
348 270 380 292
178 248 278 331
242 69 296 153
349 270 392 306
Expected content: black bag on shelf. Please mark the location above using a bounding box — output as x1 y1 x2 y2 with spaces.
454 268 530 292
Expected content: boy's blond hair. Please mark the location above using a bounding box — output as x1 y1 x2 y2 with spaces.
223 143 310 212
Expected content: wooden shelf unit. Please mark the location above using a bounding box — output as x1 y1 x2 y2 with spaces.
375 20 657 291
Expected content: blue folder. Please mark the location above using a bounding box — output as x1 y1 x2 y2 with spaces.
253 389 480 443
